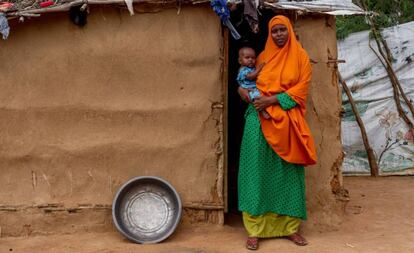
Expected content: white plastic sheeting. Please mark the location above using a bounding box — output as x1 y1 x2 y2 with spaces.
338 21 414 175
265 0 364 15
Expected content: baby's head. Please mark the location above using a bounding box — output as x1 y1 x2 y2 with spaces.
238 47 257 68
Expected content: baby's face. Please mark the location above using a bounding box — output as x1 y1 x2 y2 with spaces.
239 49 256 68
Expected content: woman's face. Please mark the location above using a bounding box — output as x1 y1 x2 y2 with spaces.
271 24 289 48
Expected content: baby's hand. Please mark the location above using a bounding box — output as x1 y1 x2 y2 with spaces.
257 63 265 71
238 87 251 103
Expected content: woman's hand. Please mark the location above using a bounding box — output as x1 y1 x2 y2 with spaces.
253 95 278 111
238 87 251 103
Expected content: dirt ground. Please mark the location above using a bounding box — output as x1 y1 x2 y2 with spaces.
1 177 413 253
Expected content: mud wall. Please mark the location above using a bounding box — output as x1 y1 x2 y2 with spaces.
0 10 345 237
0 5 224 236
295 15 346 231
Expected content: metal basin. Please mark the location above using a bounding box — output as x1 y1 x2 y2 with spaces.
112 176 182 244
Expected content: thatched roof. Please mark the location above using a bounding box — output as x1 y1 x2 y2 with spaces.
2 0 209 17
265 0 365 15
2 0 365 18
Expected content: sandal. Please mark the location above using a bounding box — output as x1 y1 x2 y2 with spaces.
246 237 259 250
285 233 308 246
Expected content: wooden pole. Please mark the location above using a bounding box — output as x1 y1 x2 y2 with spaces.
221 27 229 214
339 73 379 177
368 19 414 124
359 0 414 134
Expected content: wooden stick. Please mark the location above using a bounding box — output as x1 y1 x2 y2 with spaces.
339 73 379 177
0 203 112 212
370 26 414 130
376 38 414 121
183 202 224 210
221 27 229 214
359 0 414 133
12 13 41 17
8 0 85 16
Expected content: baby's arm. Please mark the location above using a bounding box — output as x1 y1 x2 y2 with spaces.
245 63 265 80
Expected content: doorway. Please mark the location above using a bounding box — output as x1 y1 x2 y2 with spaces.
226 9 279 215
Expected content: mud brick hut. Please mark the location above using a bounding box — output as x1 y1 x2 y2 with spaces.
0 0 363 237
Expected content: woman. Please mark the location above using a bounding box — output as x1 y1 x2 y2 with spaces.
238 15 317 250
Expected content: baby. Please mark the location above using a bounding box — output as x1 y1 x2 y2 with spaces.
237 47 270 119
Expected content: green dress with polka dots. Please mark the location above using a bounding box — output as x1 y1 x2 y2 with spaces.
238 93 307 220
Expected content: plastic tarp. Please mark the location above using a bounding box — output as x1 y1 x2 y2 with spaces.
338 21 414 175
265 0 364 15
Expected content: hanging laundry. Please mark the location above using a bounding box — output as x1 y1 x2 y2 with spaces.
39 0 54 8
125 0 134 16
243 0 259 33
210 0 241 40
0 12 10 39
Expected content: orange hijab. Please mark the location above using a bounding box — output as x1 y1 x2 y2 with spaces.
256 15 317 165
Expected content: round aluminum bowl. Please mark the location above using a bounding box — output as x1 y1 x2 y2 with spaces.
112 176 182 244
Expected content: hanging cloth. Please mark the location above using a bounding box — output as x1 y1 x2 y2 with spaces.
124 0 134 15
243 0 259 33
0 13 10 40
210 0 241 40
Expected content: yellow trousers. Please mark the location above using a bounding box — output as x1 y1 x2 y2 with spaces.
242 212 301 238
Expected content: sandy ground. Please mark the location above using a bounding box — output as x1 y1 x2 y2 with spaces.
1 177 413 253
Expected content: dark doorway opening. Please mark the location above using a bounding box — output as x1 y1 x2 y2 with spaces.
226 9 278 215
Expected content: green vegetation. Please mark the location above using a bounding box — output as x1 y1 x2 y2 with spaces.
336 0 414 40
